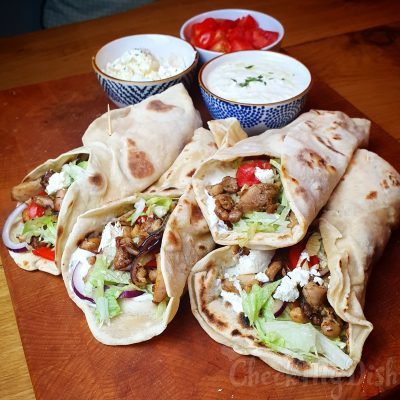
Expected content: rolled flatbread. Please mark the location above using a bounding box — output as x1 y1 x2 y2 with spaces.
6 84 201 275
60 124 245 344
189 149 400 377
193 110 370 250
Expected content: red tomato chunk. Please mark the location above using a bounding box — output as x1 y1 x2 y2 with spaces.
190 15 279 52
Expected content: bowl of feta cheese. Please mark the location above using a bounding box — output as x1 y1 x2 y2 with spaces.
93 34 198 107
199 50 312 135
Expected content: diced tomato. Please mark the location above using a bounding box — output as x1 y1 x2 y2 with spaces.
210 39 231 52
309 255 320 267
190 15 278 53
236 160 272 187
250 28 273 49
288 243 320 269
236 15 258 29
33 247 55 261
262 30 279 45
27 202 46 219
195 30 217 49
216 18 236 30
230 38 254 51
288 240 306 269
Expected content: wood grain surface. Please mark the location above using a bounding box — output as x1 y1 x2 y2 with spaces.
286 21 400 142
0 73 399 400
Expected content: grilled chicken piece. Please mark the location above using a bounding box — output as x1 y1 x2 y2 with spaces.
114 237 135 270
153 254 167 303
238 183 279 214
33 195 55 209
302 282 327 308
79 237 101 252
206 183 224 197
11 178 42 202
54 189 67 211
221 176 239 193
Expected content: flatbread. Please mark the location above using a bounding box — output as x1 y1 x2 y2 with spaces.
193 110 370 249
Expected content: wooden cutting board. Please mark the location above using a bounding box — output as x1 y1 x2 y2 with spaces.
0 74 399 400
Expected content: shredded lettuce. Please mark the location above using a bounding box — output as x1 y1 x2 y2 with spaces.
233 210 291 246
254 320 352 370
62 160 88 181
127 198 146 224
22 215 57 246
241 280 281 325
145 197 173 218
156 298 168 319
127 196 172 225
86 255 146 325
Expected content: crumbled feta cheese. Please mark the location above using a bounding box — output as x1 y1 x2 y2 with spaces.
255 272 269 283
104 48 186 81
273 276 299 302
46 170 72 195
254 167 275 184
99 220 123 261
220 290 243 313
314 277 324 286
296 251 310 268
309 267 320 276
287 267 310 287
225 250 275 277
273 266 311 302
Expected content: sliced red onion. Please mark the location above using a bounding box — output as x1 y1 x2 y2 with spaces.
272 299 287 317
72 261 94 303
2 203 28 252
118 290 144 299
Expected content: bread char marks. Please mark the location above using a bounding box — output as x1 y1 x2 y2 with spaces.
127 139 155 179
146 99 175 112
199 274 228 330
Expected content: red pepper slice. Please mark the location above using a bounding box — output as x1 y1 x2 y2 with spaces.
236 160 272 187
33 247 55 261
27 202 46 219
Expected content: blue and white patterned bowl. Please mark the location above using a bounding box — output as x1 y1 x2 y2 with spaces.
93 34 198 107
199 50 312 135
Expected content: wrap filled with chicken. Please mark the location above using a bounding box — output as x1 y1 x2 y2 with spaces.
60 124 244 344
192 110 370 249
189 149 400 377
3 84 201 275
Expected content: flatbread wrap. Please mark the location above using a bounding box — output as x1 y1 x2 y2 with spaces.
60 124 244 344
189 149 400 377
192 110 370 249
3 84 201 275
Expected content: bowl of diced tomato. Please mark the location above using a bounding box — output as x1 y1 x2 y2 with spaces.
180 9 284 63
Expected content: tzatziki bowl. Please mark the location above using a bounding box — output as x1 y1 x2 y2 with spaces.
199 50 312 135
93 34 198 107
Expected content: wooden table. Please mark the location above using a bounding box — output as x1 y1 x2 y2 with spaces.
0 1 399 399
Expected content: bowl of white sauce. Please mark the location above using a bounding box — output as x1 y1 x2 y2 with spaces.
199 50 312 135
93 34 198 107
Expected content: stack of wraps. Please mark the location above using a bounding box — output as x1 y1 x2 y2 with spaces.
60 120 247 344
189 115 400 377
5 84 201 275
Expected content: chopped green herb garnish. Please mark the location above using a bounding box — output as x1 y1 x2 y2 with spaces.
231 78 237 83
245 65 254 69
237 75 265 87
